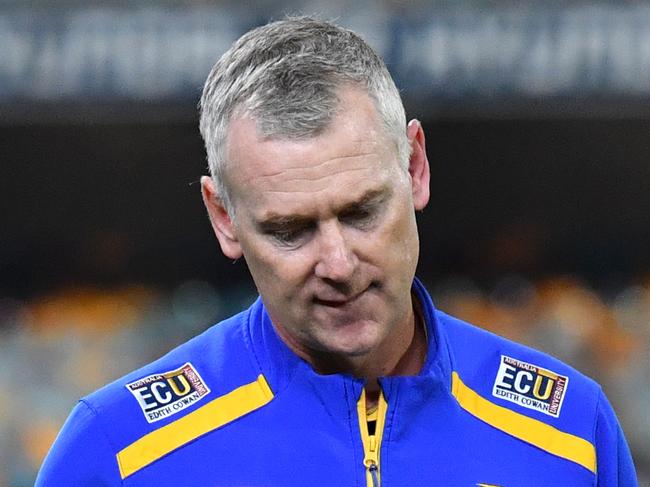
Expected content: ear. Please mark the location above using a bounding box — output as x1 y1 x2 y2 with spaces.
406 119 430 210
200 176 243 259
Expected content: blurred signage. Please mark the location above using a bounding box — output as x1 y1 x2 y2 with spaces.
2 5 650 102
0 8 241 101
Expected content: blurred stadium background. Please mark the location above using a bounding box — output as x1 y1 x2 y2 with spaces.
1 0 650 485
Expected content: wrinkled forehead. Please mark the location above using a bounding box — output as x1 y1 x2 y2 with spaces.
223 87 400 204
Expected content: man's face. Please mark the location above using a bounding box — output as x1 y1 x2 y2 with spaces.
204 86 429 363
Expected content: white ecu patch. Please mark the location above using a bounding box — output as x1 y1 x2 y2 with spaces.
126 362 211 423
492 355 569 418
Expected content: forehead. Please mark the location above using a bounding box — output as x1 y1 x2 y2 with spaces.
225 87 400 218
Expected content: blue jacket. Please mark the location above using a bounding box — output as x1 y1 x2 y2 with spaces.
37 279 637 486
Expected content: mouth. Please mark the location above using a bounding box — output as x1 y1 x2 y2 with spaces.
312 284 374 308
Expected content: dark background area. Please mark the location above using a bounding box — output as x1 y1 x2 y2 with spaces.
3 113 650 299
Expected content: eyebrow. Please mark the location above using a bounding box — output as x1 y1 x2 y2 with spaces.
337 188 391 216
257 187 390 229
258 214 313 231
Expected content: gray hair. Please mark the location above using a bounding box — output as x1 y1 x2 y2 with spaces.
199 16 409 215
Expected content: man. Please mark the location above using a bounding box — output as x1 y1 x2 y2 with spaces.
37 17 636 486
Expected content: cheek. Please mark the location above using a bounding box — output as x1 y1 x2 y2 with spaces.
382 196 418 246
377 204 419 278
242 241 312 293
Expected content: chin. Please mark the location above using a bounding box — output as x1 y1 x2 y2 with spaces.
327 342 375 358
317 324 383 357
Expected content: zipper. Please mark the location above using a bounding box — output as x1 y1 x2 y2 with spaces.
369 463 379 487
357 387 388 487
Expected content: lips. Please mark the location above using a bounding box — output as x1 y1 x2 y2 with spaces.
312 285 371 307
313 297 353 308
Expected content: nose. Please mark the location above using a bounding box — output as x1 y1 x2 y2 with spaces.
314 221 358 282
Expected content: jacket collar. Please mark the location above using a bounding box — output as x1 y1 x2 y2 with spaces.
245 277 453 399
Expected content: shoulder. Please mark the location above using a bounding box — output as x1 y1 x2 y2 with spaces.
85 306 259 442
434 309 637 483
438 308 601 411
38 306 262 484
436 310 602 467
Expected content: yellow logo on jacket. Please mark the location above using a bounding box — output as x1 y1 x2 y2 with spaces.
126 362 211 423
492 355 569 418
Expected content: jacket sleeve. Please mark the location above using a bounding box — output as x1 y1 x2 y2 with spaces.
595 389 638 487
35 400 122 486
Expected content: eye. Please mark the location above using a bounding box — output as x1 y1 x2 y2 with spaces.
340 207 377 228
273 228 303 244
267 223 314 247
